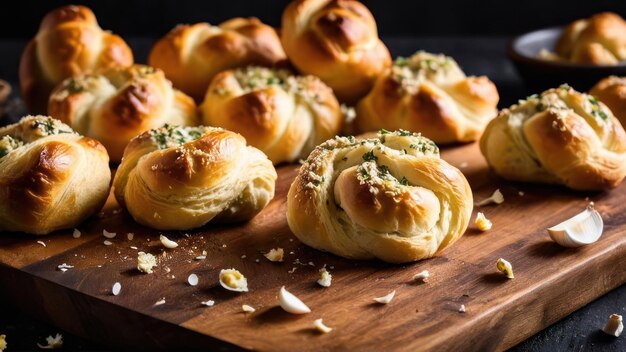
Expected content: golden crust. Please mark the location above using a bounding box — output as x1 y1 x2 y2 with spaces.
199 67 343 164
480 85 626 190
590 76 626 127
19 5 133 114
48 65 198 162
281 0 391 103
148 18 287 101
0 116 111 235
556 12 626 65
113 125 277 230
286 131 473 263
355 52 499 143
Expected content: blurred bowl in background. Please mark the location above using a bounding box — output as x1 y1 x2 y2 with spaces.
508 27 626 94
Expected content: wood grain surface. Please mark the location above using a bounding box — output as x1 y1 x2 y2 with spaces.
1 142 625 351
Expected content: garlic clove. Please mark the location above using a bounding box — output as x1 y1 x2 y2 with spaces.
219 269 249 292
242 304 256 313
278 286 311 314
373 290 396 304
413 270 430 282
313 318 333 333
496 258 514 279
603 314 623 337
160 235 179 249
547 202 603 248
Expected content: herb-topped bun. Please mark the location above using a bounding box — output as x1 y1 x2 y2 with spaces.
0 116 111 235
355 51 499 144
48 64 198 163
287 130 473 263
480 84 626 190
199 66 343 164
590 76 626 126
113 125 277 230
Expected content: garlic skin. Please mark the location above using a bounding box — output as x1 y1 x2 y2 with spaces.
476 189 504 206
603 314 623 337
413 270 430 282
278 286 311 314
547 203 603 248
373 290 396 304
264 248 284 262
496 258 514 279
219 269 249 292
314 319 333 333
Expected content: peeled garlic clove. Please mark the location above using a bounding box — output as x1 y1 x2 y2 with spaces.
547 203 603 248
603 314 623 337
278 286 311 314
242 304 256 313
219 269 249 292
160 235 179 249
314 318 332 333
373 290 396 304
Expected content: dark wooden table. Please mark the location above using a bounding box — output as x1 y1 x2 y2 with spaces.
0 36 625 351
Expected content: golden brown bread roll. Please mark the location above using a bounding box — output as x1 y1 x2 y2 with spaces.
0 116 110 235
590 76 626 126
355 51 499 143
480 85 626 190
19 5 133 114
281 0 391 104
199 67 343 164
148 18 287 102
555 12 626 65
287 130 473 263
113 125 277 230
48 64 198 162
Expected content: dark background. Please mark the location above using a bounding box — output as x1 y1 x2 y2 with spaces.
1 0 626 39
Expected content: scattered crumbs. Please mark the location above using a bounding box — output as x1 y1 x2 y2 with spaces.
130 246 138 250
137 252 157 274
313 318 332 334
57 263 74 272
127 233 134 241
37 333 63 349
288 267 298 274
112 209 121 215
36 241 46 247
201 300 215 307
72 229 81 239
103 240 113 246
255 259 260 263
459 162 469 168
518 191 525 196
241 255 247 259
0 334 5 351
222 244 227 248
289 251 295 255
317 268 332 287
475 212 492 231
459 304 466 313
183 233 190 238
97 265 102 268
154 298 166 306
264 248 284 262
330 266 335 270
97 211 105 218
112 282 121 296
308 261 315 266
102 230 116 239
289 239 294 242
413 270 430 282
164 267 171 274
188 273 199 286
195 255 207 260
242 304 256 313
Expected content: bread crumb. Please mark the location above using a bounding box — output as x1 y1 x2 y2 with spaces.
137 252 157 274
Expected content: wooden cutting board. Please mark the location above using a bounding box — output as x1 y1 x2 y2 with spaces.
1 142 625 351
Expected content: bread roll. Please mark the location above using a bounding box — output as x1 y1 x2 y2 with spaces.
199 67 343 164
287 130 473 263
590 76 626 126
480 85 626 190
0 116 110 235
355 51 499 143
281 0 391 103
113 125 277 230
148 18 287 102
19 5 133 114
49 65 198 162
556 12 626 65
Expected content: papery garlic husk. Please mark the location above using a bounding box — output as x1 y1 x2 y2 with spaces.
278 286 311 314
547 203 603 248
219 269 249 292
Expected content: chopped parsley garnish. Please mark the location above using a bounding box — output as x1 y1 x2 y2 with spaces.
149 124 206 150
0 135 23 158
362 150 377 162
378 128 391 135
358 167 370 180
560 83 571 91
394 57 410 67
588 95 609 120
30 118 74 136
400 177 409 186
65 79 85 93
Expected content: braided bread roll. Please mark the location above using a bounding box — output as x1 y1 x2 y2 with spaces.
287 130 473 263
480 85 626 190
149 18 287 102
20 5 133 114
556 12 626 65
590 76 626 126
281 0 391 104
199 67 343 164
48 64 198 162
356 51 499 144
0 116 110 235
113 125 277 230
